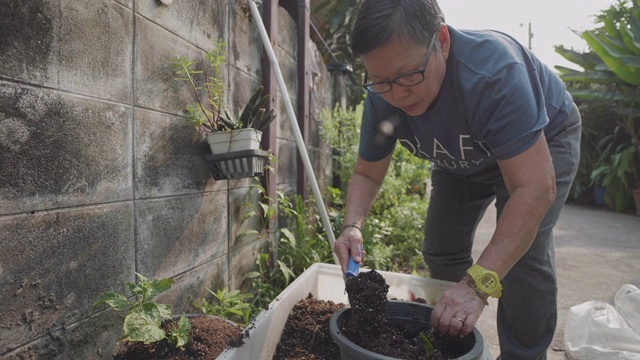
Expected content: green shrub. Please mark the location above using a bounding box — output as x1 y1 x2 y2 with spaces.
320 103 431 274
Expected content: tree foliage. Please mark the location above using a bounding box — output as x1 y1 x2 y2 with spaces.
555 0 640 211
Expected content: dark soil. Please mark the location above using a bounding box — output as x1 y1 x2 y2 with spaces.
341 270 470 359
274 293 345 360
113 315 245 360
275 270 471 360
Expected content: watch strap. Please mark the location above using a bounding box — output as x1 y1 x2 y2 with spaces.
467 264 503 298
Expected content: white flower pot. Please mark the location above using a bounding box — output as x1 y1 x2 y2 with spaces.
206 129 262 155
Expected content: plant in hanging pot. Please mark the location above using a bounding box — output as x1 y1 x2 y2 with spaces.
172 40 276 180
172 40 276 155
93 273 245 359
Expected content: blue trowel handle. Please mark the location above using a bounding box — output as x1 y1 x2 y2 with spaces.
345 248 362 278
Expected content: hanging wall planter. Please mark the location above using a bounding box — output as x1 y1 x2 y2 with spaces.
207 128 263 154
205 149 268 180
172 41 276 180
204 128 269 180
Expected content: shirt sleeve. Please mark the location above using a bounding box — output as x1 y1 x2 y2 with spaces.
468 63 548 160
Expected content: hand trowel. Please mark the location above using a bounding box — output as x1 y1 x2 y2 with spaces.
345 247 362 279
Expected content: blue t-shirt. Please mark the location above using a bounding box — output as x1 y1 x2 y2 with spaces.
359 25 574 175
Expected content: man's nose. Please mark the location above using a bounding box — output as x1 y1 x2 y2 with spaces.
390 84 410 100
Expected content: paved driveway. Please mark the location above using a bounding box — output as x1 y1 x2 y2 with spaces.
472 203 640 359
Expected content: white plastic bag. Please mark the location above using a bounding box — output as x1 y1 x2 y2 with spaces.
565 286 640 360
615 284 640 335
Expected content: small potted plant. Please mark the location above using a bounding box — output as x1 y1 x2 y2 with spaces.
93 273 245 359
172 40 276 180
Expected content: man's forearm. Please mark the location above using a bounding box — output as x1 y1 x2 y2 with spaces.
343 172 383 228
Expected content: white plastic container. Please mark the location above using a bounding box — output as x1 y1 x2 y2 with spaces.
217 263 493 360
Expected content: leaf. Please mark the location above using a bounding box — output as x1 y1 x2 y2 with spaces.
93 292 130 311
238 86 266 128
600 32 634 55
122 312 165 344
244 271 261 279
147 278 174 298
141 302 172 320
236 229 260 239
558 68 619 84
604 15 622 40
583 30 640 84
280 228 296 247
172 315 192 348
619 23 640 56
276 260 295 285
554 46 602 70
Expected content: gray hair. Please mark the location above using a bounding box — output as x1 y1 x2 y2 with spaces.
350 0 445 57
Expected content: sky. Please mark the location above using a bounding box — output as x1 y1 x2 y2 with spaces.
438 0 619 71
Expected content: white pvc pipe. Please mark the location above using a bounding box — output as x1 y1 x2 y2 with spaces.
248 0 339 265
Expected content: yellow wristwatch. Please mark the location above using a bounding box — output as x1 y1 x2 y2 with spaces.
467 264 502 298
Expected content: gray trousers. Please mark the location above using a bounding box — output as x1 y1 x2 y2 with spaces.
421 103 581 360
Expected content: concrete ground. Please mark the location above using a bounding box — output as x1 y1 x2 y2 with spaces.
472 203 640 359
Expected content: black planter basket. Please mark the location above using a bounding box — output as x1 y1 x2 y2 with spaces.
204 149 268 180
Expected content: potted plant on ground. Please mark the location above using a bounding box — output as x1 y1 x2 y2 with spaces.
172 40 276 180
93 273 246 359
329 269 484 360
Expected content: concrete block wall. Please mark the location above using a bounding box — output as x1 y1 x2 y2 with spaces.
0 0 334 358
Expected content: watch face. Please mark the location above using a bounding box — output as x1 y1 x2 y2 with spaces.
480 274 499 292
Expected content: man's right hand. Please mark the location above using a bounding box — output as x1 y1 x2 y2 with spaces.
333 226 364 273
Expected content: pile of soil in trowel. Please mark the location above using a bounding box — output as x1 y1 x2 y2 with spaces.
341 269 469 360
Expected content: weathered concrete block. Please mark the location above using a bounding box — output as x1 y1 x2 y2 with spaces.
276 139 298 190
0 203 135 354
0 1 133 102
277 7 298 61
229 239 267 290
2 311 122 360
228 2 261 80
137 0 226 50
134 109 224 198
135 192 228 280
57 0 133 103
0 1 58 88
114 0 132 8
229 186 263 252
277 97 298 149
0 82 133 216
275 47 299 109
135 15 230 119
155 256 228 315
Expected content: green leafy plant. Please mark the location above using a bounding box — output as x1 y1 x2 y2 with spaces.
93 273 191 347
227 85 277 132
172 39 233 133
243 184 334 313
312 0 365 107
320 103 430 274
172 40 276 134
590 140 637 211
555 0 640 210
196 287 254 327
419 328 436 357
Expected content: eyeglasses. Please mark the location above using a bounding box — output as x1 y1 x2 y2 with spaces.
362 34 437 95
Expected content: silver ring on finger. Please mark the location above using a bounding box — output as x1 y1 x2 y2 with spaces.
453 316 465 324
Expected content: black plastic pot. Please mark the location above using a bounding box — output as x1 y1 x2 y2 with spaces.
330 300 484 360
